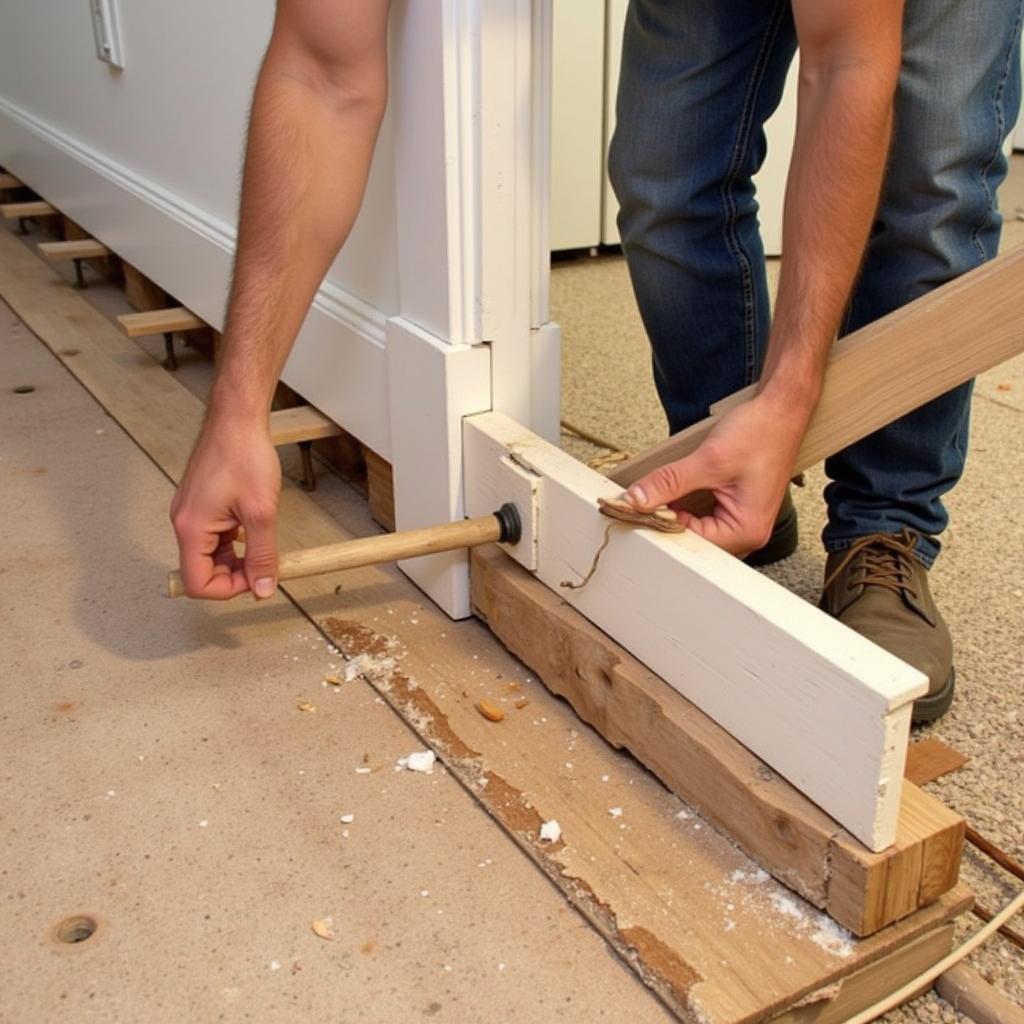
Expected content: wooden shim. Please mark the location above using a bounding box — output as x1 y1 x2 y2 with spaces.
772 924 955 1023
1 200 57 220
268 404 344 446
116 306 205 337
470 544 964 935
905 738 969 787
612 245 1024 487
465 411 925 852
38 238 110 261
0 226 977 1022
934 963 1024 1024
0 172 23 190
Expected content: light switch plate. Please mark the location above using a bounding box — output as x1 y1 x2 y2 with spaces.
89 0 125 69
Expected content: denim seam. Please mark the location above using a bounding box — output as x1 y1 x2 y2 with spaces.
718 0 789 387
970 0 1024 264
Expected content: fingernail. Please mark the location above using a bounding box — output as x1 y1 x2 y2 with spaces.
254 577 276 599
627 485 647 507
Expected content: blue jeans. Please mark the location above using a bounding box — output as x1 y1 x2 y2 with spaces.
609 0 1023 565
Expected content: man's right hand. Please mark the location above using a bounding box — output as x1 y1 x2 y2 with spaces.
170 414 282 600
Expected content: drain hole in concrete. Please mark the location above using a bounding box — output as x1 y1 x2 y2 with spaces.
55 915 98 944
12 385 35 394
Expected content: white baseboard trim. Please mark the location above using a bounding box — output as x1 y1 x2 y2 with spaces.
0 94 393 457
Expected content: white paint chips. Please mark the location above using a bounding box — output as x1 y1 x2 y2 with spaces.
539 820 562 843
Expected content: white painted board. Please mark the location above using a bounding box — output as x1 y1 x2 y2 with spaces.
465 411 926 851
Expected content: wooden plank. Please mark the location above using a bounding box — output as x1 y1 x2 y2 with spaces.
116 306 205 337
0 224 977 1023
935 963 1024 1024
771 924 955 1023
38 238 110 261
470 543 964 935
0 172 22 190
268 404 344 446
1 200 57 220
611 245 1024 489
905 737 969 787
465 411 925 852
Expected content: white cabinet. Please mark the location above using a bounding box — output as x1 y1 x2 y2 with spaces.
553 0 797 256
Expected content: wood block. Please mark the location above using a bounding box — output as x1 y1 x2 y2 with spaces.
365 447 396 533
0 173 23 190
121 263 167 312
38 239 110 261
268 405 343 446
116 307 205 338
470 543 965 935
466 411 924 852
1 200 57 220
905 737 968 787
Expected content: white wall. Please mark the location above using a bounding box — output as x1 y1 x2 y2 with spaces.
0 0 399 312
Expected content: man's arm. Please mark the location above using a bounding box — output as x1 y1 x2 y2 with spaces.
625 1 905 556
170 0 390 599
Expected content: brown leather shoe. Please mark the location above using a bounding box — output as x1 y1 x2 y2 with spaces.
744 488 798 567
819 529 955 724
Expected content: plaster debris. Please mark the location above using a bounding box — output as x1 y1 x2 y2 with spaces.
311 918 336 941
400 750 436 774
514 697 529 710
601 775 610 783
339 813 355 824
297 701 316 712
354 767 372 774
269 960 281 971
420 889 430 897
325 675 342 686
341 830 350 839
609 807 623 819
198 819 209 828
539 819 562 844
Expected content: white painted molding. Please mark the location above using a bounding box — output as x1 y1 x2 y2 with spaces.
464 411 925 850
387 317 491 618
0 94 393 456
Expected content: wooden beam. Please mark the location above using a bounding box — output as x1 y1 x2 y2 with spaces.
268 404 343 446
38 239 110 261
0 173 22 190
1 200 57 220
116 307 205 337
470 543 964 935
466 411 924 851
612 245 1024 488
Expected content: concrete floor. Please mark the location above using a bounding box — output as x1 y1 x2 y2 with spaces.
0 298 672 1022
553 156 1024 1020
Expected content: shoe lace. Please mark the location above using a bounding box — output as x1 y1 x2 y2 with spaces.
823 528 920 600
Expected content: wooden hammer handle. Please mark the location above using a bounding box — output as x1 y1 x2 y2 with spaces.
167 505 520 598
